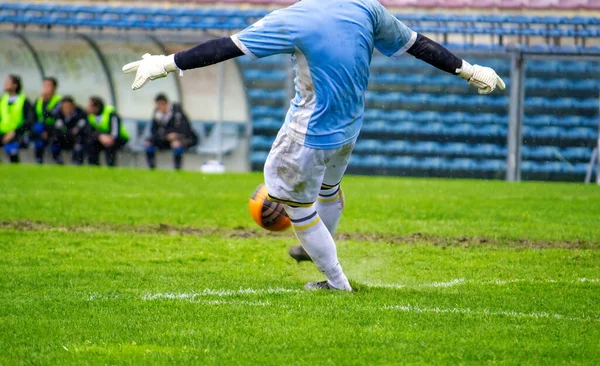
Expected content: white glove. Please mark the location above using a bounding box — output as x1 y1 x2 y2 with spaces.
122 53 179 91
457 60 506 95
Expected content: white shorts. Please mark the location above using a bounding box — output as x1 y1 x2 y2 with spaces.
264 128 355 206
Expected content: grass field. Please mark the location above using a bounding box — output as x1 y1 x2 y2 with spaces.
1 164 600 364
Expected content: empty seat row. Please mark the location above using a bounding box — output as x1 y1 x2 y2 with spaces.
350 155 506 171
370 73 600 92
3 5 600 39
253 135 592 161
361 110 597 127
371 57 599 75
250 151 591 175
252 119 597 140
2 3 599 25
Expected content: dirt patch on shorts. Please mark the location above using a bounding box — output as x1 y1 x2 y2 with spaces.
0 220 596 249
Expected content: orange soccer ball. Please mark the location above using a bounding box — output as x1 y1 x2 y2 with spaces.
249 184 291 231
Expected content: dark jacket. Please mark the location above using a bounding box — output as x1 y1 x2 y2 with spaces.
149 103 198 147
53 105 88 136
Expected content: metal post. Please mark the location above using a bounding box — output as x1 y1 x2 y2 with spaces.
216 62 225 164
506 51 525 182
585 148 597 184
596 90 600 184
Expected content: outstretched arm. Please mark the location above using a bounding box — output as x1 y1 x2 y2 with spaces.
122 37 244 90
406 33 505 95
124 9 294 91
373 1 504 95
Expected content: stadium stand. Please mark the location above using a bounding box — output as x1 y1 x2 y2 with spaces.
11 1 600 10
1 2 599 180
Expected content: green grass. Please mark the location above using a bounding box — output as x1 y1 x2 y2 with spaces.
1 165 599 364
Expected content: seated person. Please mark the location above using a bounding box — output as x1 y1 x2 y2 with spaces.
145 94 198 170
0 75 35 163
51 96 88 165
31 77 61 164
85 96 129 167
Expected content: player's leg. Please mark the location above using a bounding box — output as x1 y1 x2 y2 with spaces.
104 138 125 167
170 137 184 170
86 136 101 166
1 130 22 164
32 122 47 164
50 132 67 165
145 138 158 169
264 130 351 291
317 142 354 234
289 142 354 262
72 131 85 166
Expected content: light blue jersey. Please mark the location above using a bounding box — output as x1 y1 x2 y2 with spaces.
232 0 415 149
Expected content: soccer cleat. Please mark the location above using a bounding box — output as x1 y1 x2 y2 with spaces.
304 281 334 290
289 245 312 262
304 280 352 291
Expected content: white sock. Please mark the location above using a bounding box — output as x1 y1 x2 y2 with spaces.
316 185 344 235
284 205 351 290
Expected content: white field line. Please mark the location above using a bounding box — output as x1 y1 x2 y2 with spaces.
382 304 600 323
142 287 301 301
362 278 600 289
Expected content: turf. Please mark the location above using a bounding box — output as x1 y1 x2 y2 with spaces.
1 165 599 364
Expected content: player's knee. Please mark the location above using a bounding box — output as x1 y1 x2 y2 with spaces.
3 142 19 156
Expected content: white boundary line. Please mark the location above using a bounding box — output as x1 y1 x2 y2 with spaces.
361 278 600 289
142 287 301 301
382 304 600 323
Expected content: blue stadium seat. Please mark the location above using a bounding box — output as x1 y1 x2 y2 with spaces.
354 139 382 154
250 151 269 165
389 156 418 169
384 140 411 154
562 147 592 160
253 118 281 130
476 160 506 172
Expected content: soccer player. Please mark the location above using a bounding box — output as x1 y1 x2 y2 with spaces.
0 75 36 164
123 0 505 291
51 96 89 165
32 77 62 164
86 96 129 167
145 94 198 170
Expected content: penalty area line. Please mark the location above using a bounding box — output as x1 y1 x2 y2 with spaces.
360 277 600 289
382 304 600 323
141 287 302 301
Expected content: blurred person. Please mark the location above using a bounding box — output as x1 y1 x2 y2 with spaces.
31 77 62 164
145 93 198 170
123 0 504 291
86 96 129 167
0 75 35 163
51 96 88 165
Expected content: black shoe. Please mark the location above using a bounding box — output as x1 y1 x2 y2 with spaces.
289 245 312 263
304 281 332 290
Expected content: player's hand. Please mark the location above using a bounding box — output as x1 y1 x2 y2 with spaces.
2 131 15 144
99 134 115 147
122 53 178 91
458 60 506 95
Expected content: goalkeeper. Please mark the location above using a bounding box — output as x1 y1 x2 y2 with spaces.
123 0 505 291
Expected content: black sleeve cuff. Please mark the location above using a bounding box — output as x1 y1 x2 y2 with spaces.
406 33 463 75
